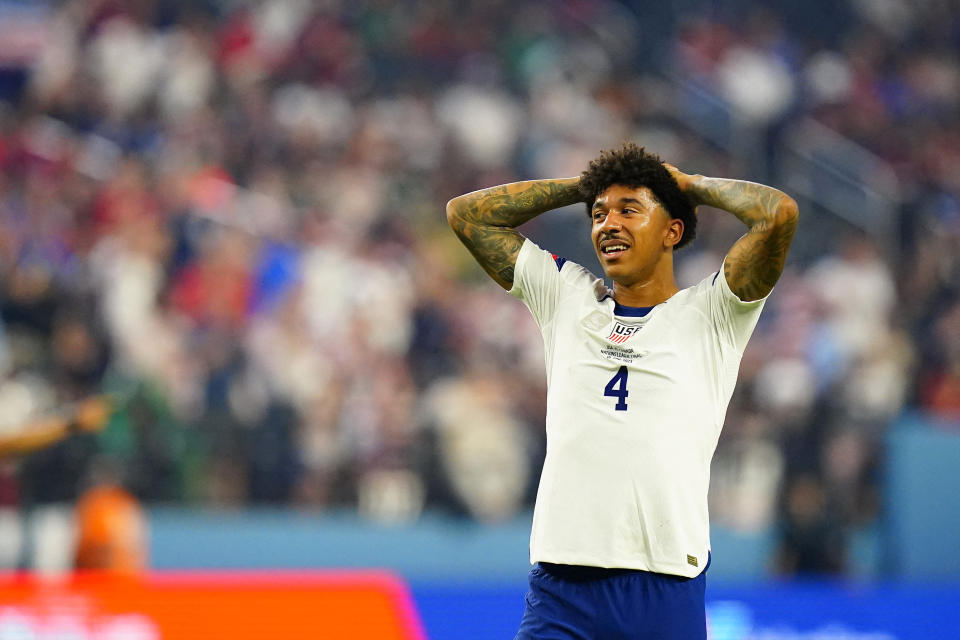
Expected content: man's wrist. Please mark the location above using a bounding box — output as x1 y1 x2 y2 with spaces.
683 174 708 207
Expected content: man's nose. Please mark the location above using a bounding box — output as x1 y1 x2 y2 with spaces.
600 212 623 232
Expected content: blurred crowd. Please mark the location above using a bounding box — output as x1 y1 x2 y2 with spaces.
0 0 958 576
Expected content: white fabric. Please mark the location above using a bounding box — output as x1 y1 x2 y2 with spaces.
509 239 767 578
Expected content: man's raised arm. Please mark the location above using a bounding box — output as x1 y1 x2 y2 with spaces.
446 178 582 290
667 166 799 302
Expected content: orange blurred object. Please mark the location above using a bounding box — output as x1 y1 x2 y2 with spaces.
74 485 148 573
0 571 425 640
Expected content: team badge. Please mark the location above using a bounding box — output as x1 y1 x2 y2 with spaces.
607 321 639 344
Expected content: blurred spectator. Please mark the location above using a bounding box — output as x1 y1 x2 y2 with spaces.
422 370 531 523
919 300 960 420
776 473 847 575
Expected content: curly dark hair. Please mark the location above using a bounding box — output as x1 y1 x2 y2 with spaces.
578 143 697 249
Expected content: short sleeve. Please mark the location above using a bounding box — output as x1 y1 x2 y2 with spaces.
509 238 563 329
699 268 769 353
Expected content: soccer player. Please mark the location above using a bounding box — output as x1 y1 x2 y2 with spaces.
446 143 798 639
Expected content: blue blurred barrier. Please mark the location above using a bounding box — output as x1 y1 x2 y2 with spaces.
706 582 959 640
149 509 532 581
148 509 773 582
886 414 960 580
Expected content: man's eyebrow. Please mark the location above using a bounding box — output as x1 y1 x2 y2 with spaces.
593 197 644 209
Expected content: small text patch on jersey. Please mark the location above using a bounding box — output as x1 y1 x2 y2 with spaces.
607 321 639 344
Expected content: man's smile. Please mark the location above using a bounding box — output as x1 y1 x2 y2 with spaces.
599 237 631 260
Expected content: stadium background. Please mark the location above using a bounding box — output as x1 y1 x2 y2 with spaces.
0 0 959 637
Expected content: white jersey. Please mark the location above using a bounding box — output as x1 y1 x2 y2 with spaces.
509 239 768 578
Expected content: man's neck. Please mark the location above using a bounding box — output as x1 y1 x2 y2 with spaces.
611 258 679 307
612 277 679 308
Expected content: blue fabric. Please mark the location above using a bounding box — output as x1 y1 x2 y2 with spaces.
515 561 708 639
612 302 655 317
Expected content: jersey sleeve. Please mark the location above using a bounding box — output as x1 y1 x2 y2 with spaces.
508 238 564 329
698 266 769 353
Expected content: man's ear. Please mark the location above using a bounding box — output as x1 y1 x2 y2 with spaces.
665 218 684 248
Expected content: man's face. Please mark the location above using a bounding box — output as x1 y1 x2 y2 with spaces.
590 184 681 284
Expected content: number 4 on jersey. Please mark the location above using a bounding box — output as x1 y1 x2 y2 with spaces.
604 366 629 411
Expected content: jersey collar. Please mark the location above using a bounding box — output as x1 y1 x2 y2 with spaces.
613 301 655 317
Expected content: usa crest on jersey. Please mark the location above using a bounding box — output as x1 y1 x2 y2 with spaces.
607 321 639 344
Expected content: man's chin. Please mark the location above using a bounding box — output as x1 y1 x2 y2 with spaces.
601 261 627 279
603 262 649 289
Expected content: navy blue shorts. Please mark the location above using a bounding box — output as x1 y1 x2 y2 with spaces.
515 559 709 640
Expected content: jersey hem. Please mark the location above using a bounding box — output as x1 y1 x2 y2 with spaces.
530 550 708 579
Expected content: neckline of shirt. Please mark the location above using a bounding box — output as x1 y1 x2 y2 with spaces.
613 301 655 317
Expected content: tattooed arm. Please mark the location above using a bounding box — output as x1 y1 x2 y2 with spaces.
446 178 583 289
667 166 799 302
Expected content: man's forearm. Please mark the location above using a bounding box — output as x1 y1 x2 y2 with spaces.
446 178 581 289
446 178 582 229
682 174 799 301
686 176 795 230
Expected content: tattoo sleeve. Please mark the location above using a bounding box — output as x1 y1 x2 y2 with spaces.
688 177 799 301
446 178 582 289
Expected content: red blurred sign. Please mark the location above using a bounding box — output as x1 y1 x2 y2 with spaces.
0 571 425 640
